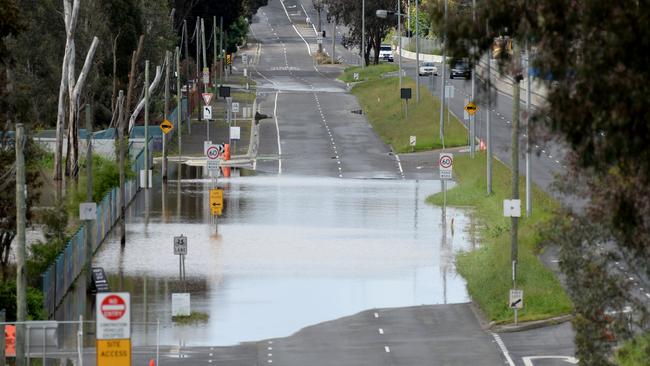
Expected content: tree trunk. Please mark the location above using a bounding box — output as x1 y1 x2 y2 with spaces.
128 65 163 132
111 33 120 114
54 0 80 182
124 35 145 136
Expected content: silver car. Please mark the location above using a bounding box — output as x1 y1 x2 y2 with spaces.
418 62 438 76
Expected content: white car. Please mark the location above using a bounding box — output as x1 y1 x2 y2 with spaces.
379 44 394 62
419 62 438 76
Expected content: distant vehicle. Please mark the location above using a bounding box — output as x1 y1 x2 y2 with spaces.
379 44 394 62
418 61 438 76
450 61 471 79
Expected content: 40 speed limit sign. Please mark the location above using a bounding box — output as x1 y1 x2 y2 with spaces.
439 153 453 180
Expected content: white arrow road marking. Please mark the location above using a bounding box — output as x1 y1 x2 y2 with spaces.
522 356 579 365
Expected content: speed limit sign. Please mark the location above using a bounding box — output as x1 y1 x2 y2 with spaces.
439 153 453 180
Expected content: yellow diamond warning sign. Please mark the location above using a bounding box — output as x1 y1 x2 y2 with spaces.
159 119 174 134
464 102 478 116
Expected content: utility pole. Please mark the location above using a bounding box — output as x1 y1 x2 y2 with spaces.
176 47 182 179
183 20 191 134
118 90 126 246
213 16 217 84
219 17 224 86
144 60 150 190
201 18 209 141
361 0 365 67
85 104 94 283
415 0 420 102
511 42 522 288
439 0 448 146
331 16 336 64
486 21 493 195
398 0 402 89
525 40 532 216
163 51 170 182
15 123 26 366
196 18 202 122
469 0 476 158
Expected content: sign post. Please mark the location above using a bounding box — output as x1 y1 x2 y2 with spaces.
439 153 453 214
96 292 131 366
173 235 187 284
400 88 412 118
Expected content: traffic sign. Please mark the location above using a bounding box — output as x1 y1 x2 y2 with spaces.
439 153 453 180
210 189 223 215
96 292 130 340
97 339 131 366
202 67 210 84
464 102 478 116
409 136 416 147
173 235 187 255
509 289 524 309
205 144 223 160
503 199 522 217
202 93 213 106
232 102 240 113
445 85 455 98
230 126 241 140
242 54 248 64
203 105 212 120
172 293 191 316
79 202 97 221
159 119 174 134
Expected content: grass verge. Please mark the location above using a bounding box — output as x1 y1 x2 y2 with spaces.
172 311 209 324
615 332 650 365
351 76 468 152
338 64 398 82
427 152 572 323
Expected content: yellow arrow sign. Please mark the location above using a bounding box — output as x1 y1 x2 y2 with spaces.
159 119 174 134
464 102 478 116
209 189 223 215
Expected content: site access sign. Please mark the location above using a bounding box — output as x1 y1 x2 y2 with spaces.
96 292 130 339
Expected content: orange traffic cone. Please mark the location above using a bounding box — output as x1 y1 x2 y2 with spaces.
479 139 486 151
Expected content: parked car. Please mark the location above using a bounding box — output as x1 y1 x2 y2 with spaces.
418 62 438 76
450 61 471 79
379 44 394 62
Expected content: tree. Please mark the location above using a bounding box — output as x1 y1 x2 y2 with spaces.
324 0 396 66
427 0 650 363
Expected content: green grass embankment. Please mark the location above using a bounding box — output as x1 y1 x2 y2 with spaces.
616 333 650 365
338 64 399 82
351 76 468 152
427 152 572 323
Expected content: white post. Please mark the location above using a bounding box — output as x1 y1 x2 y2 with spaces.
156 318 160 366
361 0 365 67
144 60 150 190
78 315 83 366
398 1 402 89
487 36 493 194
439 0 447 147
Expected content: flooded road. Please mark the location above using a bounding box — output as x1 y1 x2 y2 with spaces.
93 174 476 346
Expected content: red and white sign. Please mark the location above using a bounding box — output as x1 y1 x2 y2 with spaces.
205 144 224 160
96 292 130 340
202 93 213 106
439 153 453 180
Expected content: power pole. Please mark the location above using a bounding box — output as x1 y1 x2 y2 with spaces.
331 16 336 64
415 0 420 102
15 123 26 366
439 0 448 147
213 16 218 83
196 18 202 122
85 104 94 283
118 89 126 246
183 20 191 134
525 40 532 216
176 47 182 179
469 0 476 158
144 60 150 190
511 42 522 288
486 21 493 195
219 17 224 86
201 18 208 79
163 51 170 182
361 0 365 67
398 0 402 89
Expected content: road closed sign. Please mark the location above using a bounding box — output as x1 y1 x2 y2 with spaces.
96 292 131 366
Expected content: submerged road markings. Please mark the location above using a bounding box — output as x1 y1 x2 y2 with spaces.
374 312 379 318
274 91 282 174
384 346 391 353
378 328 384 335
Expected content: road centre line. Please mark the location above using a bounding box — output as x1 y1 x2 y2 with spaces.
378 328 384 334
384 346 391 353
374 312 379 318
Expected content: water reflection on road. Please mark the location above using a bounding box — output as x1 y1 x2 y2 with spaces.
94 175 475 346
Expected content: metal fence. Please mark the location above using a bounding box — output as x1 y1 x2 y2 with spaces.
42 141 152 318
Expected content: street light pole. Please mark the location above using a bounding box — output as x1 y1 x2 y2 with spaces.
415 0 420 102
361 0 365 68
439 0 448 147
398 0 402 89
525 41 532 216
470 0 476 158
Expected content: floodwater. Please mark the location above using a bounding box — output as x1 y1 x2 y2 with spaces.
91 173 477 346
